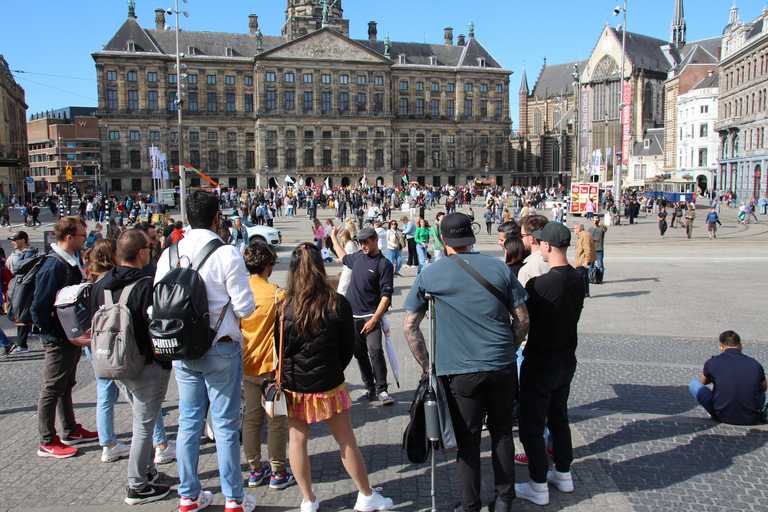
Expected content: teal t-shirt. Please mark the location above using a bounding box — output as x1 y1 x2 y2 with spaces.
403 252 528 376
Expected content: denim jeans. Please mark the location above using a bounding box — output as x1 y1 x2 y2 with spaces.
416 243 428 274
85 347 168 446
595 251 604 277
174 341 244 501
387 248 402 274
433 249 444 262
688 380 766 419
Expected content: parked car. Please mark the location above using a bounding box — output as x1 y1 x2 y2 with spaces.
224 214 282 246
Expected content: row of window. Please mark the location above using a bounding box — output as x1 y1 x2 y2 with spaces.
108 176 252 193
721 88 768 119
107 70 253 86
107 90 254 113
678 123 710 140
722 52 768 93
677 148 709 169
108 129 257 143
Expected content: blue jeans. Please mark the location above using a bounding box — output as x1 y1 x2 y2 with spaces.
85 347 167 446
174 341 244 501
416 243 428 274
595 251 604 277
689 379 766 419
0 328 11 347
388 247 402 274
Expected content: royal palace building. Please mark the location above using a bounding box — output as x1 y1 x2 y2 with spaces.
92 0 512 193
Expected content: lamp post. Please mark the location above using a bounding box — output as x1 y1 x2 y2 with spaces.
167 0 189 220
573 64 581 183
91 160 101 197
614 0 628 204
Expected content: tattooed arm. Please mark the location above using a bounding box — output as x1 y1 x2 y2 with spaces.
403 309 429 378
511 303 529 350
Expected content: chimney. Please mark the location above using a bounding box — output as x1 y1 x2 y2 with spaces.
368 21 377 41
444 27 453 45
155 8 165 30
249 14 259 34
457 34 465 46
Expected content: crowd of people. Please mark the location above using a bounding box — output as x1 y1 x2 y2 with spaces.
4 180 768 512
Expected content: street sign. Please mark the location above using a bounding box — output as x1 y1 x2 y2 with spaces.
65 165 73 181
26 177 34 192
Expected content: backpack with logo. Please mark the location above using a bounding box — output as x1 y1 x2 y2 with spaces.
91 277 150 380
149 239 228 361
7 253 70 326
55 283 94 347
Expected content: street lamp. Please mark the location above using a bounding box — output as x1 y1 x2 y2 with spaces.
166 0 189 220
614 1 628 204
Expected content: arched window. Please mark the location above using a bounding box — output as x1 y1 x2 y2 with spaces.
533 108 542 134
643 82 653 121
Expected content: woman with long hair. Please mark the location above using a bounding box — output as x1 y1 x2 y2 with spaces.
385 220 402 277
311 218 324 250
277 243 393 512
414 218 430 274
503 236 526 277
231 218 248 252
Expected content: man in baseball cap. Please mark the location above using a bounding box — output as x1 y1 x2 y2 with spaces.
403 211 529 511
530 222 571 248
8 231 29 242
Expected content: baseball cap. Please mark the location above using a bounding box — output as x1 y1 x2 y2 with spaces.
354 227 378 241
531 222 571 248
441 213 476 248
8 231 28 242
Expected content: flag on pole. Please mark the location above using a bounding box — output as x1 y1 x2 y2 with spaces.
298 177 304 187
323 177 329 192
401 167 408 184
284 175 295 184
160 153 168 180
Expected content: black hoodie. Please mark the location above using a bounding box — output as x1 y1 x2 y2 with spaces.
91 265 157 365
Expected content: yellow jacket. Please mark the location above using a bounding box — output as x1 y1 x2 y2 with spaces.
241 277 285 377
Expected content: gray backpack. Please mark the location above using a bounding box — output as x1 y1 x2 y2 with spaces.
91 277 150 380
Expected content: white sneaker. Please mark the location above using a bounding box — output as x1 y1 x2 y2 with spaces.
354 487 393 511
300 492 320 512
547 469 574 492
225 494 256 512
154 440 176 465
514 481 549 506
101 441 131 463
179 490 213 512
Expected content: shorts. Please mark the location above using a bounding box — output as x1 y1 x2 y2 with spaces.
286 382 352 424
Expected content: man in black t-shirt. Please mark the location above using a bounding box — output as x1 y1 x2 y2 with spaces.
689 330 767 425
330 226 395 405
516 222 584 506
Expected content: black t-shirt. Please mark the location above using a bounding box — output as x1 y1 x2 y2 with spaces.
342 251 393 316
524 265 584 369
658 211 668 222
703 349 766 425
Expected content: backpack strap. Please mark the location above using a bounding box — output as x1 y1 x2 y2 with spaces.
104 276 151 308
191 238 225 270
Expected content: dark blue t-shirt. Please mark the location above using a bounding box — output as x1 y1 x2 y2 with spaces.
403 252 527 376
703 348 766 425
342 251 393 316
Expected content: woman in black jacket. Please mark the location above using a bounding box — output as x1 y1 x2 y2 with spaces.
277 243 392 512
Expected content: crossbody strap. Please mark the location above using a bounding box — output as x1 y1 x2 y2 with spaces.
276 302 286 389
448 254 511 313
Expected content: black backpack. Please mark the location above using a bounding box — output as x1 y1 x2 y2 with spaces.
149 239 227 361
7 253 70 326
588 265 603 285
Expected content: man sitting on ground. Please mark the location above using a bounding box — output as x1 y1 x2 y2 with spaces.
689 330 767 425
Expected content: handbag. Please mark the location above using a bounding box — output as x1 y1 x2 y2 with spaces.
262 302 288 418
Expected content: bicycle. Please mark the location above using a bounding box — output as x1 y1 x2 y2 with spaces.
471 222 481 235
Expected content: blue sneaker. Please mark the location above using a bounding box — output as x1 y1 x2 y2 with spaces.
269 470 296 490
248 466 269 488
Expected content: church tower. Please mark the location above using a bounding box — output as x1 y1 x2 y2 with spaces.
671 0 686 49
282 0 349 40
519 66 529 135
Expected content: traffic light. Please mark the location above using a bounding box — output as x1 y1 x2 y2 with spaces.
66 165 73 181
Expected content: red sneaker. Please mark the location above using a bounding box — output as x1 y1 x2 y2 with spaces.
38 436 78 459
514 447 553 466
62 424 98 446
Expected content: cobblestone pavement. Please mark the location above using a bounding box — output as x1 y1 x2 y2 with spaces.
1 201 767 511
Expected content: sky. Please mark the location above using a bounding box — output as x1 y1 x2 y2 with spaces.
2 0 764 127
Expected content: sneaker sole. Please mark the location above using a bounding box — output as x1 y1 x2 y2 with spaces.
102 453 129 463
248 476 269 488
37 448 77 459
154 455 175 465
516 493 549 506
61 437 97 446
124 488 170 505
269 479 295 490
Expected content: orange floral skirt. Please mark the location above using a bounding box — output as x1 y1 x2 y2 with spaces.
286 382 352 424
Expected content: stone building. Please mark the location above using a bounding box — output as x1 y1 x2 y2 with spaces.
92 1 512 193
516 59 584 187
715 3 768 201
0 56 28 199
27 107 100 196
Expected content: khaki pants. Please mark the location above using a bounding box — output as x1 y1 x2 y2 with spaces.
242 373 288 474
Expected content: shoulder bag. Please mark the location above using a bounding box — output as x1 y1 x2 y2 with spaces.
262 302 288 418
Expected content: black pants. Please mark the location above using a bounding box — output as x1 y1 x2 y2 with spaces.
353 317 387 394
442 364 518 511
38 340 82 444
15 324 31 349
519 363 576 484
576 266 590 297
406 238 418 266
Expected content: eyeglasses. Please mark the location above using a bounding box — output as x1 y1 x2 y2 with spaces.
71 233 88 238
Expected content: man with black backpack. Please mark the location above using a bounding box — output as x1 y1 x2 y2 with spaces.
92 229 171 505
5 231 38 354
31 216 98 459
154 191 256 512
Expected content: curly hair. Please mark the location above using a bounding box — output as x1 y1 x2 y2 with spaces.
243 239 277 274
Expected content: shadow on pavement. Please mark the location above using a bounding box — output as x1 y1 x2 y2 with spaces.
591 290 651 299
573 384 696 418
603 277 660 284
578 418 715 457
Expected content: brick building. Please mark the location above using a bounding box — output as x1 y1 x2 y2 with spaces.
27 107 100 196
0 56 28 199
92 1 512 193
